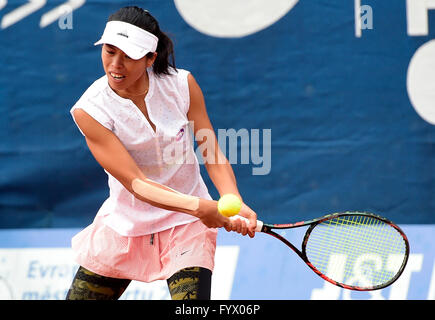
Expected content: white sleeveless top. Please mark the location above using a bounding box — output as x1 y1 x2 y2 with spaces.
70 68 211 236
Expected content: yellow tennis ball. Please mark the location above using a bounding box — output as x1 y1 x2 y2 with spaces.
217 194 242 217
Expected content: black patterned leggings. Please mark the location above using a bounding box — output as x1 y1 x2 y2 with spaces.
65 266 212 300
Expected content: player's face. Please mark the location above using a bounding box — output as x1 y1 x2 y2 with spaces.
101 44 154 92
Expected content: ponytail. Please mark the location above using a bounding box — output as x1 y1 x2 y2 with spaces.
108 6 176 76
148 29 176 76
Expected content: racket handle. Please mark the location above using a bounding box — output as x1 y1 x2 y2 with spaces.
229 215 263 233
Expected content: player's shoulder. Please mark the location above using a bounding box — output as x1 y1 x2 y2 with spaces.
153 67 191 81
79 75 109 101
74 75 118 109
152 67 193 96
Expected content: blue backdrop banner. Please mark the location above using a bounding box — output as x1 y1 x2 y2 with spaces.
1 0 435 228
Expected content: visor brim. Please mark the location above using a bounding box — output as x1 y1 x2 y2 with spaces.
94 36 150 60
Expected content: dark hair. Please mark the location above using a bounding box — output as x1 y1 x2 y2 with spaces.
108 6 176 75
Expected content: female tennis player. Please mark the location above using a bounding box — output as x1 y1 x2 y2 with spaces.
65 6 257 300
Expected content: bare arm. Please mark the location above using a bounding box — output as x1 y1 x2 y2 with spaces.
72 108 230 229
187 74 257 236
187 78 240 198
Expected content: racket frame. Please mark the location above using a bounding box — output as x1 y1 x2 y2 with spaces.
259 212 410 291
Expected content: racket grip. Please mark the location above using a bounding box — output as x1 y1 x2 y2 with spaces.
229 215 263 233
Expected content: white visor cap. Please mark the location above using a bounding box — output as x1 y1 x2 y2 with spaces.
94 21 158 60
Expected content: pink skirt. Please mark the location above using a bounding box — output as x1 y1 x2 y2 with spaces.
71 216 217 282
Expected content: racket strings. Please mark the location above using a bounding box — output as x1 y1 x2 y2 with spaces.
310 217 403 285
304 215 406 289
308 217 392 281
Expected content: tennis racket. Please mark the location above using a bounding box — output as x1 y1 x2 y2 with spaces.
233 211 409 291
